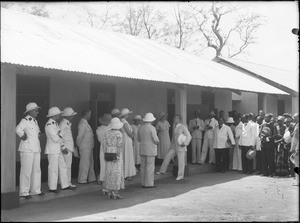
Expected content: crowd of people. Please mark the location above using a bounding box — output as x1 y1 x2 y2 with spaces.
16 102 299 200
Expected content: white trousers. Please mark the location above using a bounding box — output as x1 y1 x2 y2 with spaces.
191 138 202 163
78 148 96 183
159 148 186 178
200 137 215 164
99 149 106 181
47 153 69 190
62 151 73 185
19 152 41 196
140 155 155 187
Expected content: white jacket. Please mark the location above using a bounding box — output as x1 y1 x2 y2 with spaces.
76 118 94 149
16 115 41 153
213 124 235 149
45 118 64 154
204 118 218 139
59 118 74 152
239 122 256 147
96 125 111 152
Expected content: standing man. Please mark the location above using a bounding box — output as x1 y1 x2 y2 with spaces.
157 115 191 180
45 107 75 192
239 114 256 175
213 117 235 173
254 116 264 175
200 111 218 165
260 113 277 177
291 113 299 186
188 110 205 164
16 102 45 199
137 113 159 188
77 110 96 184
59 107 77 189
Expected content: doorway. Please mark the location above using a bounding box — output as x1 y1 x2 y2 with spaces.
90 82 116 178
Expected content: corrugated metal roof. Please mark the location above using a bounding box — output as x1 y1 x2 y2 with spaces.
1 8 288 95
217 56 299 93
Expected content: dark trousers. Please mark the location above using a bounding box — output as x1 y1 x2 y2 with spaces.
256 150 262 172
215 148 228 172
241 146 253 173
261 142 275 176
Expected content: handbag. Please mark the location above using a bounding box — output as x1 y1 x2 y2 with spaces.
104 152 118 161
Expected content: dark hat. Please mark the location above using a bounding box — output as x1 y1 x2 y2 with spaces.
283 113 292 118
265 113 274 117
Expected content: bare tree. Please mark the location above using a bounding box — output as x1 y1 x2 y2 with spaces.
82 5 113 29
121 4 144 36
191 2 265 58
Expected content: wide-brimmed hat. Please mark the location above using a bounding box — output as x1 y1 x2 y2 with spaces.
132 115 142 120
178 134 187 145
99 113 112 125
111 108 121 116
265 113 274 118
24 102 41 114
120 108 133 117
209 111 215 116
109 117 124 130
277 116 285 121
261 127 271 137
61 107 77 117
46 107 62 117
143 113 156 122
246 149 256 160
226 117 235 124
283 113 293 118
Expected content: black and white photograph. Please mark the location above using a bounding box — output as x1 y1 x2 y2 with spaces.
1 1 299 222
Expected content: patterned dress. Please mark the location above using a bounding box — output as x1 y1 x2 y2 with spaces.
156 121 171 159
103 130 125 191
274 125 289 176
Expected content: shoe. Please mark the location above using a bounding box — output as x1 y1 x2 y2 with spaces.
155 172 162 175
88 180 96 184
49 189 58 193
78 182 88 184
21 195 32 200
37 192 45 196
62 186 76 191
176 177 183 181
197 163 202 165
216 170 221 172
102 189 109 195
70 184 77 188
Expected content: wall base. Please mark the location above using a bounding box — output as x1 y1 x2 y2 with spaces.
1 191 19 210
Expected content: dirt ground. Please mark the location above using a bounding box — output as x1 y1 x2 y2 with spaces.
1 170 298 222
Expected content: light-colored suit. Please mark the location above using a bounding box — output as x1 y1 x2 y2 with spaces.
16 115 42 196
76 118 96 183
59 118 75 186
159 123 192 178
200 118 218 164
137 123 159 187
45 118 69 190
189 118 205 163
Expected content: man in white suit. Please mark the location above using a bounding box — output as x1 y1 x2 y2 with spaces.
59 107 77 188
16 102 45 199
156 115 192 180
77 110 96 184
45 107 76 192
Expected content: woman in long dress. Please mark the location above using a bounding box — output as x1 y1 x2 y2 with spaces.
131 115 142 172
96 114 112 187
103 117 125 199
232 116 243 171
156 112 171 160
120 108 136 180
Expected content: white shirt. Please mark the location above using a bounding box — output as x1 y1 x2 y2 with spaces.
213 124 235 149
239 122 256 147
45 118 64 154
59 118 74 152
16 115 41 153
76 118 94 148
204 117 218 139
188 118 205 139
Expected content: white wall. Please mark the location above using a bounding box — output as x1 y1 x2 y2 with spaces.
214 89 232 119
232 92 258 115
264 94 278 117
